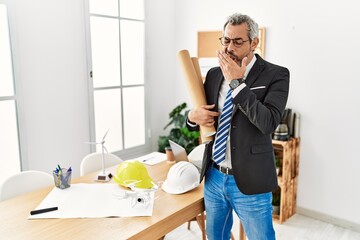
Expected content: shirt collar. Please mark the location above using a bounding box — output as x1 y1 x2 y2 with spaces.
244 54 257 80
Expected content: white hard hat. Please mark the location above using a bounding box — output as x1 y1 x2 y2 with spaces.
162 161 200 194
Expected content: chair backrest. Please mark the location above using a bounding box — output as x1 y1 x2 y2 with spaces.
80 152 123 176
187 143 206 170
0 170 53 201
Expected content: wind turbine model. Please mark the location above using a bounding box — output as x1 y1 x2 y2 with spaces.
85 129 113 182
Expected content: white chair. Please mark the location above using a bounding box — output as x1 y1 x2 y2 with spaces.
80 152 123 176
0 170 53 201
187 143 206 171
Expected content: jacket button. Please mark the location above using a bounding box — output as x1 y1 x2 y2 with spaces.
232 125 237 129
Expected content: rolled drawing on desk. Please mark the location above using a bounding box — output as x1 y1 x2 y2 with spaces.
30 206 58 215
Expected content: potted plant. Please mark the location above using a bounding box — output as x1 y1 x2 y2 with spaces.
158 102 200 154
272 186 281 215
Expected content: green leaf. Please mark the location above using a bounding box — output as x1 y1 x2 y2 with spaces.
272 186 281 206
158 102 200 154
158 136 169 153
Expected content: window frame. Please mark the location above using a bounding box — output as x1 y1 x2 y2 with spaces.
84 0 151 159
0 0 23 180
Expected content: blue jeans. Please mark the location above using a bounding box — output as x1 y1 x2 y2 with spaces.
204 166 275 240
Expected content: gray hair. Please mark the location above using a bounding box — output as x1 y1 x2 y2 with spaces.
223 13 259 41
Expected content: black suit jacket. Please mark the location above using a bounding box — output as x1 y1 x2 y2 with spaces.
188 54 290 195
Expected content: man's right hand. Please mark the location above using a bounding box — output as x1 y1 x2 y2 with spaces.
188 104 220 127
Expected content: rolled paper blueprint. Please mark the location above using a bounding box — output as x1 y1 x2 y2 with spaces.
177 49 216 141
191 57 202 82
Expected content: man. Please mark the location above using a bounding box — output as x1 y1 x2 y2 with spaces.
187 13 289 239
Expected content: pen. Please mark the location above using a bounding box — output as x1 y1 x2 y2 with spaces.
57 164 62 174
142 156 154 162
30 207 58 215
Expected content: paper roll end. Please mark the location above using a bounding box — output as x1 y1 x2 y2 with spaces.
203 131 216 138
178 49 190 56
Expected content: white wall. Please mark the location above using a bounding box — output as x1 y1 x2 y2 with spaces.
5 0 360 230
145 0 177 151
173 0 360 228
7 0 91 176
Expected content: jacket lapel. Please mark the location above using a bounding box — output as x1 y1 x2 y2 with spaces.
244 54 265 88
231 54 265 118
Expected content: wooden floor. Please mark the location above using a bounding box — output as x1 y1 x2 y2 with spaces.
164 214 360 240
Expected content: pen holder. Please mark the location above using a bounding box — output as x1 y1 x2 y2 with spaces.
53 168 72 189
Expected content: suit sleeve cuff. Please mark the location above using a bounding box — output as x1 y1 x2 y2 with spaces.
187 118 198 127
231 83 246 98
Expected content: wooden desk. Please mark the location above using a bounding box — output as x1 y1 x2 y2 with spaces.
0 161 205 240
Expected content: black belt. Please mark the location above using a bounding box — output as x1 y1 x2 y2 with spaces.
213 162 234 175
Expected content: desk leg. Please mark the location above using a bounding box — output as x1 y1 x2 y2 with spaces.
196 212 206 240
239 222 246 240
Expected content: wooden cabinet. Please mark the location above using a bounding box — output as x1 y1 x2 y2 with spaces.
238 138 301 240
272 138 300 223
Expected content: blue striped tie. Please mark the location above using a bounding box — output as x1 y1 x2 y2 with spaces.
213 88 233 164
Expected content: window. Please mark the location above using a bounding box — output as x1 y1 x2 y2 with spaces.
0 2 21 184
85 0 148 156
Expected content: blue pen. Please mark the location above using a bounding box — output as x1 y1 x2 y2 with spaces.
57 164 62 174
65 166 72 181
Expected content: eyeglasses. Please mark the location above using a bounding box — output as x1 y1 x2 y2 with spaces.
219 37 250 48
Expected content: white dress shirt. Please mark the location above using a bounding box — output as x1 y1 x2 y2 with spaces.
216 55 257 168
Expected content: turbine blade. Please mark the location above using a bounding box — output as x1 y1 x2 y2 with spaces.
102 128 110 141
84 141 101 145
